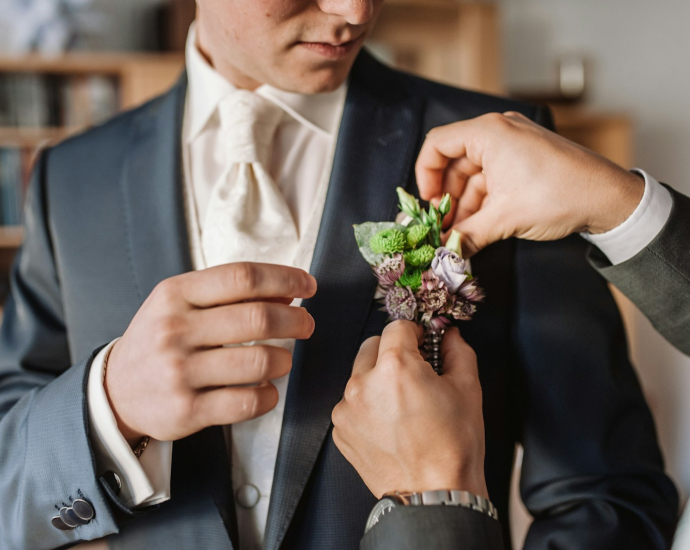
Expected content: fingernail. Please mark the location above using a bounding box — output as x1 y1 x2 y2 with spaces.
306 275 317 294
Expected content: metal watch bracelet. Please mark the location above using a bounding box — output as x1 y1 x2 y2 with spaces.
386 490 499 520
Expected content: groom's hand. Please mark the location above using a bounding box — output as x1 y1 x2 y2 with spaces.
416 112 645 256
105 263 317 444
332 321 488 499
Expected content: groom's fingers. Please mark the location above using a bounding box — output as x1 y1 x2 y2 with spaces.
180 262 317 309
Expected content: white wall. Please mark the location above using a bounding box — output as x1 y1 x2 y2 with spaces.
500 0 690 516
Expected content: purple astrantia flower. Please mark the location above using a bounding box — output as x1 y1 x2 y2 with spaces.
417 269 453 325
459 278 485 303
431 247 468 294
428 315 452 332
374 253 405 287
385 286 417 321
420 269 443 292
451 299 477 321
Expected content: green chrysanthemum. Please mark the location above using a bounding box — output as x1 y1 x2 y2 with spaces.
396 268 423 291
405 225 430 248
404 245 436 268
370 229 406 254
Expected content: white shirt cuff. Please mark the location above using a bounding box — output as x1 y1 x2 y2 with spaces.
87 339 172 508
581 170 673 265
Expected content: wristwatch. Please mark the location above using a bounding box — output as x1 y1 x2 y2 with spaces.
364 490 499 534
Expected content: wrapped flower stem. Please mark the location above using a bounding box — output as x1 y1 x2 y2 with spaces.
424 326 445 375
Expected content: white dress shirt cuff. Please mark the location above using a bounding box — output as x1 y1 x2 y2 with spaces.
87 339 172 508
581 170 673 265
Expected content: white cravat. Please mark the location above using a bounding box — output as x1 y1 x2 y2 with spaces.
86 21 347 550
201 91 299 269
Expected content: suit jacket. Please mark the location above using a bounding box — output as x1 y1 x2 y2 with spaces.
591 186 690 356
0 51 678 550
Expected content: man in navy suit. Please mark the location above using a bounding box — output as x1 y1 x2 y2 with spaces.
0 1 678 549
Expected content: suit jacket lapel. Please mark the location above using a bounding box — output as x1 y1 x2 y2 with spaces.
264 51 424 550
121 75 239 547
121 73 193 300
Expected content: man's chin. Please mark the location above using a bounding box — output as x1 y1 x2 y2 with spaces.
272 59 356 95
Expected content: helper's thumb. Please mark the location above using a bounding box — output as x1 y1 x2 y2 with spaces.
455 206 502 258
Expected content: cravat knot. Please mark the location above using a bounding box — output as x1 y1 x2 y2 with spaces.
219 90 284 165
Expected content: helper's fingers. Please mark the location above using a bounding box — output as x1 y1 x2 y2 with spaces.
189 302 315 347
416 121 484 201
377 321 425 362
453 203 504 258
194 382 279 426
351 337 381 376
440 327 479 386
456 172 488 223
186 345 293 389
179 262 317 308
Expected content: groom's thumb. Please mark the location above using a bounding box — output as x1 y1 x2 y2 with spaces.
455 206 503 258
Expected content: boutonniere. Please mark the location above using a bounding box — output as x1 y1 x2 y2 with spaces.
354 188 484 373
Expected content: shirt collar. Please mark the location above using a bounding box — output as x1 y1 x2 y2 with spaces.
185 22 347 143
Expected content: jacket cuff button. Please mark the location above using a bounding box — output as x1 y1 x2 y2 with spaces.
51 515 74 531
72 499 95 522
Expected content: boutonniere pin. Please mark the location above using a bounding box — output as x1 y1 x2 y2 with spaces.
354 188 484 373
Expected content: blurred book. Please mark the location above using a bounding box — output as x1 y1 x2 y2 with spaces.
156 0 195 51
0 72 118 128
0 148 26 226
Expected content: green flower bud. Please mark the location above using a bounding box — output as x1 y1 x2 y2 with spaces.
405 224 430 248
428 202 439 221
370 228 407 254
396 268 423 291
446 229 463 256
396 187 421 218
404 244 436 267
438 193 452 216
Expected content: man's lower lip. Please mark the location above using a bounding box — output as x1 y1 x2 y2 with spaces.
298 38 361 59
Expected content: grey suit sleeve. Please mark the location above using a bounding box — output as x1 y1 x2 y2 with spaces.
361 507 505 550
0 151 121 549
589 186 690 356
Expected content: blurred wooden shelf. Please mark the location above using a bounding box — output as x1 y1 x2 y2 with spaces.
551 105 633 168
0 53 184 110
0 52 183 74
0 227 23 248
0 127 84 148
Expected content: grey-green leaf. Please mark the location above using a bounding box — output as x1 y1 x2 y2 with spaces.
353 222 407 265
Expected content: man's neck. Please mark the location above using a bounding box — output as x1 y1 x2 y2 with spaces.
195 29 262 91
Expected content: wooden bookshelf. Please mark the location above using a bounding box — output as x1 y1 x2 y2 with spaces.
0 53 184 109
370 0 504 94
552 106 633 168
0 53 184 273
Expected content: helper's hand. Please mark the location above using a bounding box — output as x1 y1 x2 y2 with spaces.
106 263 317 444
416 112 645 257
332 321 487 499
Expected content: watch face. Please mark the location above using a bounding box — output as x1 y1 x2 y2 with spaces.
365 498 397 533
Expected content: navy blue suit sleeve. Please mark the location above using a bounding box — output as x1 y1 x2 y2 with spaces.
514 235 678 549
0 151 122 549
